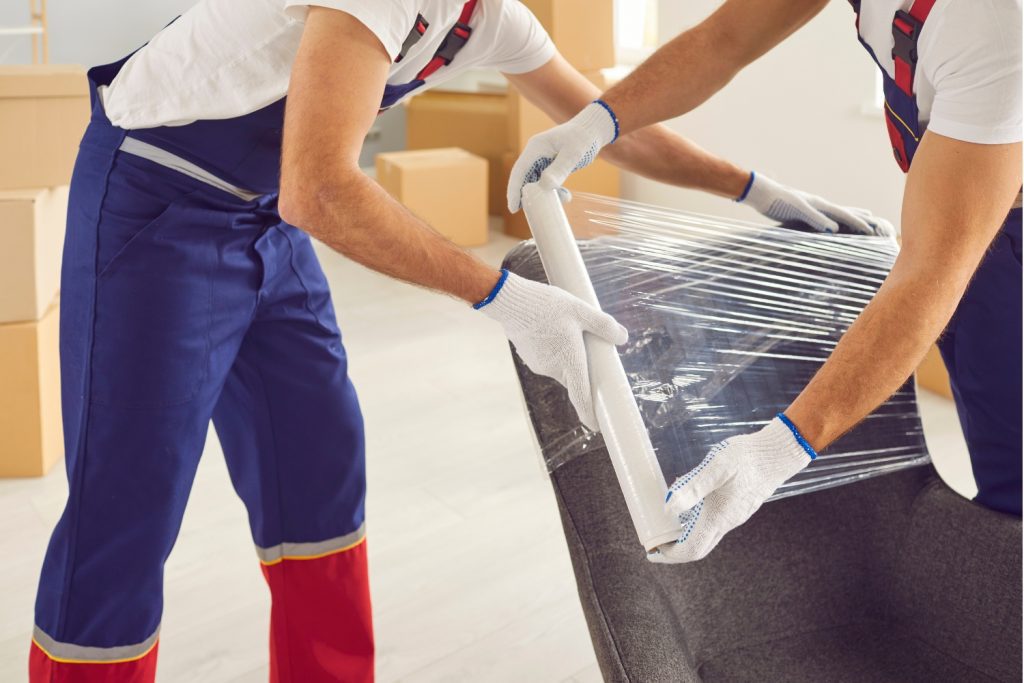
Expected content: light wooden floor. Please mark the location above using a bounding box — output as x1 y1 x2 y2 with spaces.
0 225 973 682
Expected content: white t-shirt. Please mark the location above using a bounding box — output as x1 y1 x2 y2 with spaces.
100 0 554 130
858 0 1022 144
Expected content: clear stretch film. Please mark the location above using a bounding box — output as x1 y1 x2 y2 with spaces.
509 191 930 551
521 185 681 550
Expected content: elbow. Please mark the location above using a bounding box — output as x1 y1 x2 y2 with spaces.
278 181 323 230
278 171 364 240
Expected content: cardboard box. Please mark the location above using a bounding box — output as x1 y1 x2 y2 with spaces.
916 344 953 400
0 65 90 190
0 300 62 477
0 186 68 323
501 151 620 240
406 91 509 215
522 0 616 72
376 148 489 247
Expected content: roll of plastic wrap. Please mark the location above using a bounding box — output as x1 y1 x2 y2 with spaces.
522 185 681 550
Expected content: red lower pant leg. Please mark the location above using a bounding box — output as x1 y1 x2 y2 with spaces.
261 539 374 683
29 640 159 683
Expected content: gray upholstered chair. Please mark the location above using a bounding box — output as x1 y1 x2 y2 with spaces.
505 246 1022 683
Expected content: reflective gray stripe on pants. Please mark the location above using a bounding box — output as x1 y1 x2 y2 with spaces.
118 137 261 202
256 522 367 564
33 625 159 663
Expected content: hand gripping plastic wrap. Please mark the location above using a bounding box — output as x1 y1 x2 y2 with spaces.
505 190 930 549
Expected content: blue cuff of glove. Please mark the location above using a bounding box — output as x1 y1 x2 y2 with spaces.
593 99 620 143
736 171 756 203
474 269 509 310
776 412 818 460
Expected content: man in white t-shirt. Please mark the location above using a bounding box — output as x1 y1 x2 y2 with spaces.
29 1 899 680
510 0 1022 562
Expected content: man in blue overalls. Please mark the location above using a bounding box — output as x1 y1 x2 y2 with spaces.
510 0 1022 562
31 1 899 681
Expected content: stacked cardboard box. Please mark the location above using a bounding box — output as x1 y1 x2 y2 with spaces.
376 148 489 247
522 0 616 72
405 91 509 216
0 65 88 477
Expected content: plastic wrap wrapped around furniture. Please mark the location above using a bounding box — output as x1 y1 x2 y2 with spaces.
511 193 930 509
503 195 1021 682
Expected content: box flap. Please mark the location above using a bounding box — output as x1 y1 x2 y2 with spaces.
0 65 89 99
0 188 47 203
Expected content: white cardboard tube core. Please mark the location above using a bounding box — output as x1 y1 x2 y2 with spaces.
521 185 680 551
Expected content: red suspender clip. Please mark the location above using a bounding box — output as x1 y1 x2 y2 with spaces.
415 0 478 80
891 0 937 95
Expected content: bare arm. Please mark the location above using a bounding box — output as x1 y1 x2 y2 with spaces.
786 133 1022 449
505 54 750 199
279 8 499 303
602 0 828 135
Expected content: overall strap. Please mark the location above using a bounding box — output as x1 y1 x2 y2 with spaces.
415 0 479 81
395 14 429 64
891 0 937 96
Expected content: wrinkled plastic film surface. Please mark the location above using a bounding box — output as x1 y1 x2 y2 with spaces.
508 193 930 502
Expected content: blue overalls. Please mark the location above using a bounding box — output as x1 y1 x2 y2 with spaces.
30 4 479 682
851 0 1022 516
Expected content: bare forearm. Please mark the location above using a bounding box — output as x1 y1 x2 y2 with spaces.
604 125 750 198
786 133 1022 450
284 175 499 304
786 265 964 450
602 0 827 135
280 8 499 304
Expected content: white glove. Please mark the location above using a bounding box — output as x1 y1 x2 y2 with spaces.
507 101 619 213
478 270 628 431
648 415 816 564
739 172 896 238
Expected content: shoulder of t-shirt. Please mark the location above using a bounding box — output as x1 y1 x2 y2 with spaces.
283 0 421 61
474 0 552 65
919 0 1022 76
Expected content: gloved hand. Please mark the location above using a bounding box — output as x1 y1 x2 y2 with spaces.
507 101 619 213
477 270 628 431
739 172 896 238
648 414 816 564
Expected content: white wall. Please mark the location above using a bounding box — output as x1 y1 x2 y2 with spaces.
622 0 906 229
0 1 196 66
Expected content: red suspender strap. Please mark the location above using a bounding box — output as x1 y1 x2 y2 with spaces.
415 0 479 81
891 0 937 95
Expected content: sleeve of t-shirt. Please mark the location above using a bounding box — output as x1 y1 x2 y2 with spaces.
283 0 419 61
921 0 1022 144
485 0 556 74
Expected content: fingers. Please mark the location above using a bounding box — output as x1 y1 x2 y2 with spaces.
848 208 897 238
538 141 595 194
665 442 736 514
807 198 877 236
873 218 897 239
581 307 628 346
506 140 553 213
563 352 598 432
647 499 728 564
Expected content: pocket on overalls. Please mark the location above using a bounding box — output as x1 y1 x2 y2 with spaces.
90 194 218 408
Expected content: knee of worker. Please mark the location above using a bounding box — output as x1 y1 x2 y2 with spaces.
35 506 175 649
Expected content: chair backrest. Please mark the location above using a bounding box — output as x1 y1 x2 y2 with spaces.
889 480 1022 681
545 431 933 682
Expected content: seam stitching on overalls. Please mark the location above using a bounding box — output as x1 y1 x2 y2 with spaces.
54 129 128 661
